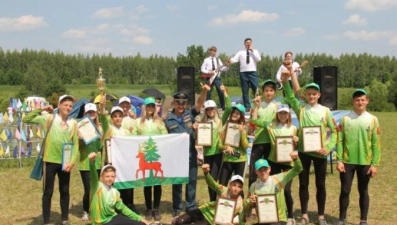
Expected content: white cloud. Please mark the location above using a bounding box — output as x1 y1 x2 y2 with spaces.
343 14 367 26
133 35 153 44
345 0 397 11
283 27 306 36
389 35 397 46
62 29 86 38
323 34 341 40
134 4 149 13
166 5 179 12
91 7 124 19
207 5 217 11
114 23 149 36
0 15 47 32
209 10 278 26
343 30 392 40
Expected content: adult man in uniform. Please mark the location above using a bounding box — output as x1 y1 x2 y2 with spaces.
164 84 210 217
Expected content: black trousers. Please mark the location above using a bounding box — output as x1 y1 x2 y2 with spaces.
338 164 371 221
219 161 246 198
42 162 71 223
119 188 135 207
80 170 100 212
298 152 327 215
203 153 223 201
104 214 145 225
144 185 162 210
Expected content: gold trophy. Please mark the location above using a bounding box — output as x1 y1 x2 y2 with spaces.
96 67 106 95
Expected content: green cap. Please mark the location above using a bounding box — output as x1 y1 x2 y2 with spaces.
232 103 246 113
255 159 270 170
144 97 156 105
352 89 367 98
263 79 277 86
305 82 320 91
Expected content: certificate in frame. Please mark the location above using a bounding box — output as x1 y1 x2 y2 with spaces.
77 115 101 145
61 142 74 171
224 122 241 148
104 139 112 164
214 197 237 224
302 126 322 152
256 194 279 223
275 136 294 163
196 122 213 147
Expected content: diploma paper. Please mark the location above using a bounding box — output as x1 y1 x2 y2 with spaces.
257 194 278 223
276 136 294 163
214 197 236 224
62 143 73 171
196 122 213 146
302 126 322 152
224 122 241 148
78 116 101 145
105 139 112 164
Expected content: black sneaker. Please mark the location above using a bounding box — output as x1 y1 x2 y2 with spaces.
153 209 161 221
145 209 153 221
334 219 347 225
359 222 368 225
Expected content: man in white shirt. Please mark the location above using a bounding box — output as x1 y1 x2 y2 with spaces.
227 38 261 111
275 51 302 95
200 46 228 110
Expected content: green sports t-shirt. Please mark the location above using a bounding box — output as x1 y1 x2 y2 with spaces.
282 81 338 158
267 122 297 166
336 111 381 166
246 159 303 222
199 173 244 225
89 162 142 224
250 101 277 144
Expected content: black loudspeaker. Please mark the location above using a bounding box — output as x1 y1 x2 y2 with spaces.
313 66 338 110
177 67 195 106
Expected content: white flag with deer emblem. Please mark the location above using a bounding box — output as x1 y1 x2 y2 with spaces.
111 133 190 189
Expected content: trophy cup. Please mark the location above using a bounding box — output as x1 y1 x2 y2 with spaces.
96 67 106 95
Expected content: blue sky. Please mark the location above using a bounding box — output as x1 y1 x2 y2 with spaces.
1 0 397 58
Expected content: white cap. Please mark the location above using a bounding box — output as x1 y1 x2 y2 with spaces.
230 174 244 184
111 106 123 115
118 96 131 105
277 104 290 113
204 100 217 109
58 95 74 103
101 164 116 176
84 103 97 113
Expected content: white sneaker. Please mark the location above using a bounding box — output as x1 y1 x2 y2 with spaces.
287 218 296 225
81 211 89 221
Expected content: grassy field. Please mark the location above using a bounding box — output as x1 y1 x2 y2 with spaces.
0 111 396 225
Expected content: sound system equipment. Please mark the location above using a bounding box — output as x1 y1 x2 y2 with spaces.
313 66 338 110
177 66 195 106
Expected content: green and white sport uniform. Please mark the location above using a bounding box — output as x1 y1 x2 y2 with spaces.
132 118 167 135
336 111 381 222
89 162 142 225
246 159 303 223
122 116 135 133
199 173 245 225
22 109 79 164
283 82 338 158
336 111 381 166
267 122 297 166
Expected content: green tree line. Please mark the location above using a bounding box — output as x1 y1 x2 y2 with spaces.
1 46 397 111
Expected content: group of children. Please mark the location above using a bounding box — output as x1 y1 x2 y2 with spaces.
23 62 380 225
